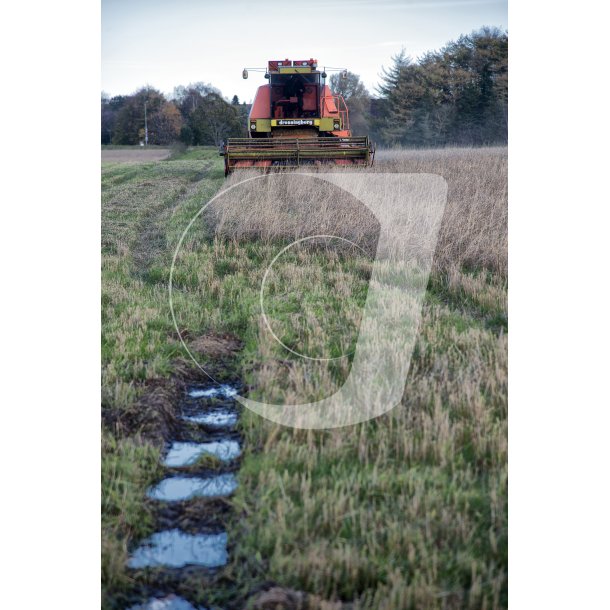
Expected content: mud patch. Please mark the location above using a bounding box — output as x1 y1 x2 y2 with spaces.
102 376 184 444
250 587 346 610
153 496 231 533
188 332 242 358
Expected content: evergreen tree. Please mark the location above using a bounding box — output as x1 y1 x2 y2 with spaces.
375 29 508 147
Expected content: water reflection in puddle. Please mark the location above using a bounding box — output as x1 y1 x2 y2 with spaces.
128 529 228 569
127 594 201 610
147 474 238 501
188 385 237 399
163 440 241 467
182 410 238 429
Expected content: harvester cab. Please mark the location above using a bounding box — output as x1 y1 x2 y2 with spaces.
221 58 374 175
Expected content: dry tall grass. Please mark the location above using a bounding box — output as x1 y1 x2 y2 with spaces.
376 147 507 277
209 146 507 278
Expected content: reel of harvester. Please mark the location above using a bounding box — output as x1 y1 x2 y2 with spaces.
222 136 374 175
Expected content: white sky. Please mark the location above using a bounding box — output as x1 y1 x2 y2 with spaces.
102 0 507 102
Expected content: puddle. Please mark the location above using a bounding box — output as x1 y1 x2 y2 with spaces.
182 410 238 429
188 384 238 399
127 595 201 610
163 440 241 467
128 529 228 569
147 474 238 501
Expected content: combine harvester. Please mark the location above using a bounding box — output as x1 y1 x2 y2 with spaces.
221 58 374 175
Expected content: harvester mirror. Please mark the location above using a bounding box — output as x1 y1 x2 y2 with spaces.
321 71 327 79
242 69 248 79
341 70 348 80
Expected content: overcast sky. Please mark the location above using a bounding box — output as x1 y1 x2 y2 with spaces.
102 0 507 102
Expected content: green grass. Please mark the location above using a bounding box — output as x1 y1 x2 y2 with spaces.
101 432 163 598
169 145 220 161
101 147 507 609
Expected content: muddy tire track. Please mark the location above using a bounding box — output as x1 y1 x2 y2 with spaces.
102 334 247 610
123 376 244 610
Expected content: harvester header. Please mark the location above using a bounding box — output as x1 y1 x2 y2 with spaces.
221 56 374 175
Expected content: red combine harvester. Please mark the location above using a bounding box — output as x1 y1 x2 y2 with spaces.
221 58 374 176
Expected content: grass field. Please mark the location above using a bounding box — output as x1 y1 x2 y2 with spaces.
101 146 507 609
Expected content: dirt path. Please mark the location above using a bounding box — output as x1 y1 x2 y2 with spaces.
102 148 172 163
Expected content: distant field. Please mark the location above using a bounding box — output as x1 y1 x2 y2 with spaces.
101 146 507 609
101 147 171 163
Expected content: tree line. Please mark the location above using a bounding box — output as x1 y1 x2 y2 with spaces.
102 28 507 148
101 83 247 146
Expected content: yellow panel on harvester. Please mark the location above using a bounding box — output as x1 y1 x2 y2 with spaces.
277 67 314 74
